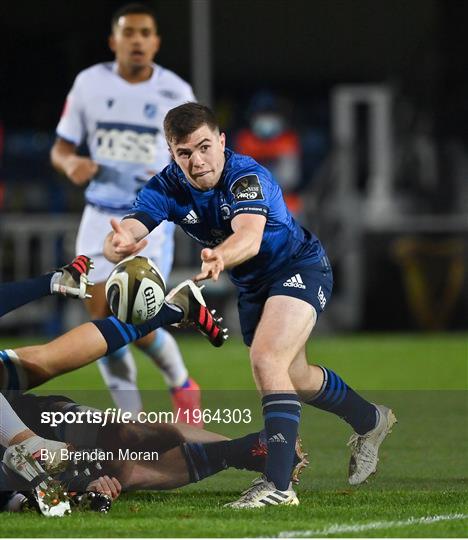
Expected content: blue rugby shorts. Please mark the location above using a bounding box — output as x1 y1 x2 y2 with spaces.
237 256 333 346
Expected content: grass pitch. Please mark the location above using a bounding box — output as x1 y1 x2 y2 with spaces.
0 333 467 537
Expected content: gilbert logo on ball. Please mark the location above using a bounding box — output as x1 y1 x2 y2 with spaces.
105 256 166 324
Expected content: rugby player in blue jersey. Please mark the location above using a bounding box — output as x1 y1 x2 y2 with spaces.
104 103 397 508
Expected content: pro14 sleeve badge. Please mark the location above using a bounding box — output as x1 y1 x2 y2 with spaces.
230 175 265 202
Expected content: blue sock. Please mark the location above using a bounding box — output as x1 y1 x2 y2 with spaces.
92 303 183 354
0 274 52 317
307 366 377 435
263 393 301 491
182 432 265 482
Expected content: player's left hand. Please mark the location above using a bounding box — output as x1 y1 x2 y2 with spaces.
194 248 224 282
87 475 122 500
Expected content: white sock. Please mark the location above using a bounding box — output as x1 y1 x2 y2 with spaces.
49 271 62 293
97 347 142 415
140 329 188 388
0 393 29 447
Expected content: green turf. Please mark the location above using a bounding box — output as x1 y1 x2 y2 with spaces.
0 333 467 537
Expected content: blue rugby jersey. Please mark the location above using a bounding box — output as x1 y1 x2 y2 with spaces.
124 148 325 288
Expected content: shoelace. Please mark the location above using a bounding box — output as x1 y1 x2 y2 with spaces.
348 436 376 466
237 480 271 503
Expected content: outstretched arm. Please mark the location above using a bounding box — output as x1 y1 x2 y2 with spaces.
194 213 266 282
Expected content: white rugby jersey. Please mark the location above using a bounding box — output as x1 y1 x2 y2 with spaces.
56 62 195 211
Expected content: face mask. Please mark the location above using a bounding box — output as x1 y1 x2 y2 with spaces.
251 114 284 139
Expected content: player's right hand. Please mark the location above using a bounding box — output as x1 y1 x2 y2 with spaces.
109 218 148 259
64 155 99 185
194 248 225 282
87 475 122 500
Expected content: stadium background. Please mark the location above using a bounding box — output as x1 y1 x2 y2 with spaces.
0 1 467 537
1 0 467 336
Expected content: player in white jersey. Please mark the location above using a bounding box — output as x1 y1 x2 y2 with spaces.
50 3 201 423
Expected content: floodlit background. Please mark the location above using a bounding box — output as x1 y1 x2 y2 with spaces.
0 0 467 336
0 3 467 536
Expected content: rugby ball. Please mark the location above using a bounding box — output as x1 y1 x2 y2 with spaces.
105 256 166 324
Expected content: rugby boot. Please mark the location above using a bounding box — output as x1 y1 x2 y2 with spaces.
166 280 228 347
249 432 309 484
224 475 299 508
3 437 70 517
52 255 94 300
69 490 112 513
348 404 397 485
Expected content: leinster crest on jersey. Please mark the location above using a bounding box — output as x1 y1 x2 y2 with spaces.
220 203 231 220
230 175 264 201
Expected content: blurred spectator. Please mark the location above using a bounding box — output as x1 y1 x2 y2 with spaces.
234 91 303 217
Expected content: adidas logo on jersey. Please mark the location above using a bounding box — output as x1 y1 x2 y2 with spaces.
317 286 327 309
283 274 306 289
268 433 288 444
181 210 201 224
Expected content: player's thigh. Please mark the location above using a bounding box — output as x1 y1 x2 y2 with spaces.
250 256 333 367
251 295 316 367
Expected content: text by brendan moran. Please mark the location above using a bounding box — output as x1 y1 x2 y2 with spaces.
40 448 159 463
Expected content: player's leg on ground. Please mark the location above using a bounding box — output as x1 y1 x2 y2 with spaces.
288 341 396 484
227 295 314 508
105 430 273 491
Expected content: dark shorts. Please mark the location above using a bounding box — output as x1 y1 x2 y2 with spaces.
237 256 333 346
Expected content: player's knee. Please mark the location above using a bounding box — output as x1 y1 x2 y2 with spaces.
249 347 268 373
250 347 287 380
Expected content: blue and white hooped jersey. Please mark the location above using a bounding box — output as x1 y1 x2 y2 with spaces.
125 148 325 288
56 62 195 211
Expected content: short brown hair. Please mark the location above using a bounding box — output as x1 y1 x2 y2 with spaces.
111 3 158 31
164 103 219 144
